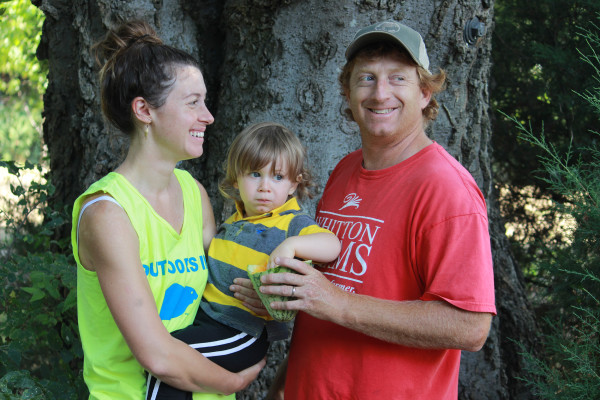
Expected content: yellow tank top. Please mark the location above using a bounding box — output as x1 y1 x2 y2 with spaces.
72 169 231 399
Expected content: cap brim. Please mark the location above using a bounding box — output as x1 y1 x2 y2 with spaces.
345 31 421 67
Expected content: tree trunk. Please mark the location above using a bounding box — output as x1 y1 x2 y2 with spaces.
37 0 537 398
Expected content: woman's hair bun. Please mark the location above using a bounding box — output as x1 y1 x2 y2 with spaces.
94 19 162 66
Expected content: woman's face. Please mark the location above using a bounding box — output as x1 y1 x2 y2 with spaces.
148 65 214 162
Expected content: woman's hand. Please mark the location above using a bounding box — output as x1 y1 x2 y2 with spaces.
234 357 267 392
231 278 269 316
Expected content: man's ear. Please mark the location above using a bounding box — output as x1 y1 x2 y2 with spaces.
420 87 432 110
132 97 152 124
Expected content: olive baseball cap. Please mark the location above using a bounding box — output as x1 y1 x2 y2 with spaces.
345 20 430 72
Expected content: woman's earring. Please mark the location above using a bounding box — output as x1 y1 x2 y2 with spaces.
144 124 149 138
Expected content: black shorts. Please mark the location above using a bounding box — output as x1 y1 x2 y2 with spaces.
145 307 269 400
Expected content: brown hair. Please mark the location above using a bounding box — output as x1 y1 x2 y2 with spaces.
93 20 202 135
219 122 316 210
338 42 446 126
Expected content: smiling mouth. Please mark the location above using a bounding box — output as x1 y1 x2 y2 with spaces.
369 108 395 114
190 131 204 138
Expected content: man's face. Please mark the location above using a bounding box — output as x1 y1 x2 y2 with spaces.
345 53 431 144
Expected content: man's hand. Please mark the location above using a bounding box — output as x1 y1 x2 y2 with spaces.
258 257 348 322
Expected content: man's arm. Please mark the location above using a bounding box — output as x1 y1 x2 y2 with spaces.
259 257 492 351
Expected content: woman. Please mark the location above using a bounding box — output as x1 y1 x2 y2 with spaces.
71 20 264 399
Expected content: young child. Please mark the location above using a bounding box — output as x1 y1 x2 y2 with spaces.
146 122 341 399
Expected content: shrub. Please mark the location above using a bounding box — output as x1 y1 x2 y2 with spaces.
0 161 85 399
507 19 600 399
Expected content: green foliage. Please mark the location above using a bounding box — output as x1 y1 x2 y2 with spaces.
507 20 600 398
0 0 47 164
492 0 600 267
493 0 600 183
0 161 86 399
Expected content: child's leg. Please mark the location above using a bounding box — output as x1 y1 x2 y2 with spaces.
186 307 269 372
146 308 269 400
146 375 193 400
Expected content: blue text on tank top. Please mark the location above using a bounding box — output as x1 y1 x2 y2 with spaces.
143 254 207 277
143 254 207 321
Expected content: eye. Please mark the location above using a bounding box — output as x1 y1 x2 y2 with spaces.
358 74 374 82
188 96 206 106
274 174 284 181
250 171 261 178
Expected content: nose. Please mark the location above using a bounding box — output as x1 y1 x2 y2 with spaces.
258 177 271 192
373 79 391 101
199 103 215 125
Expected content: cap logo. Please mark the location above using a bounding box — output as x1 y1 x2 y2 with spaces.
372 21 402 34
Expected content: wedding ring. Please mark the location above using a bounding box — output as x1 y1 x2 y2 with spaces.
291 286 296 297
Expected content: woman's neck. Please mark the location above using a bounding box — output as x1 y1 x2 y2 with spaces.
115 143 178 196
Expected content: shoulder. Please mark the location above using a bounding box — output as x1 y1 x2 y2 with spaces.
335 149 362 169
73 172 129 215
420 144 481 191
79 195 130 234
74 175 127 229
174 168 209 201
76 194 137 271
412 144 487 214
326 149 362 183
286 206 324 235
174 168 201 192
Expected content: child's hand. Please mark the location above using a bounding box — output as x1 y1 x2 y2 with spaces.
268 238 296 269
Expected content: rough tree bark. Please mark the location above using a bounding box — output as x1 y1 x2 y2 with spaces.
37 0 537 398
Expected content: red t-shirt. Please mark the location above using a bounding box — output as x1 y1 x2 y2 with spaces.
285 143 496 400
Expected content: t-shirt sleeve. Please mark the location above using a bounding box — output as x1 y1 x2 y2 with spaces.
288 213 333 238
418 212 497 314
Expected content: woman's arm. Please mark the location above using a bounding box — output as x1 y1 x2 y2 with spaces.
78 200 263 394
267 232 341 269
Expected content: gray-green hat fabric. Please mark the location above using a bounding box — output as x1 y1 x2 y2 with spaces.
345 21 430 72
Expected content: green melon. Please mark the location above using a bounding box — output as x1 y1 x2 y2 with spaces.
248 263 309 322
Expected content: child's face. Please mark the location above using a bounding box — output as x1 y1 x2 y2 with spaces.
235 158 299 217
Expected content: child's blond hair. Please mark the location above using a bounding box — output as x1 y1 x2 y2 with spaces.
219 122 316 210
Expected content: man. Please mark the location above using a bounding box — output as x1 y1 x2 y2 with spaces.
236 20 496 399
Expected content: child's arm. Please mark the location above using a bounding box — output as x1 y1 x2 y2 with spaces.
267 232 341 269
